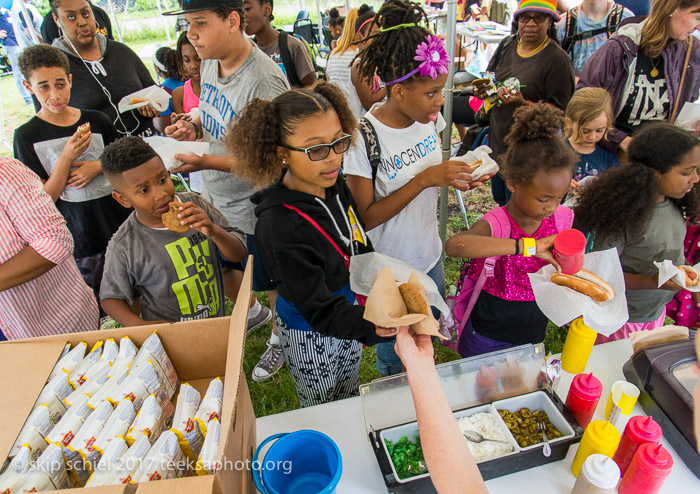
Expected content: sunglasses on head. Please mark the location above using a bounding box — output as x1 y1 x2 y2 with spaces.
517 12 550 24
280 134 352 161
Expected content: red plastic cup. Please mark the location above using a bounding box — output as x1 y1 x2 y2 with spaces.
554 229 587 275
565 372 603 428
613 416 663 477
618 443 673 494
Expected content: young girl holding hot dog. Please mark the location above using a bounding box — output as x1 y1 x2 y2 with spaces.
225 82 403 407
343 0 491 375
445 104 578 358
574 122 700 343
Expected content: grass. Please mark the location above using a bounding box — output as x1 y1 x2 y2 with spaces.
4 11 569 417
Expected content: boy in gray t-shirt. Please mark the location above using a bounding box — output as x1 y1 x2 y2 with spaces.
99 137 246 326
163 0 290 382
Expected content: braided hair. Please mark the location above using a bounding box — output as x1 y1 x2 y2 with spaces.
155 47 180 80
354 0 430 88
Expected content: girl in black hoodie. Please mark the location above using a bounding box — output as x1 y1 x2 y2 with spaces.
227 82 402 407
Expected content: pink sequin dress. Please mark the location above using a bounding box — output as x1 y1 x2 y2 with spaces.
467 207 557 301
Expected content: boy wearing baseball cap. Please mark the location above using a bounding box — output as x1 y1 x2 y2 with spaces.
163 0 290 382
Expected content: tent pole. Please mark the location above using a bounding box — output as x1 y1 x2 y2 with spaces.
439 0 458 251
155 0 172 43
106 0 123 42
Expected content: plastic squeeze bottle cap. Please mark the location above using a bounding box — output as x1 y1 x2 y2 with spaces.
638 443 673 475
576 373 603 399
554 229 587 275
628 417 663 444
581 454 621 489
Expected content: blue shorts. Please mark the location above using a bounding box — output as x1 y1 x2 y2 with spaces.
221 234 277 292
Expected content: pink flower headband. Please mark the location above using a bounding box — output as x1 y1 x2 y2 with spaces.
385 35 450 86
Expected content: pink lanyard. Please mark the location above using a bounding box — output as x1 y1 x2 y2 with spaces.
283 204 350 269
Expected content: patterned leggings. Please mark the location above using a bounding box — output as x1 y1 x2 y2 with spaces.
275 311 363 408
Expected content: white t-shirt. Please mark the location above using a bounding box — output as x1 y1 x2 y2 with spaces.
343 110 445 273
326 49 365 119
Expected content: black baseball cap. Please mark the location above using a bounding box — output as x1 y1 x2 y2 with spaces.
163 0 243 16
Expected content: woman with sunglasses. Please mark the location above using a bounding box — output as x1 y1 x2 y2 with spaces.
226 82 403 407
474 0 575 206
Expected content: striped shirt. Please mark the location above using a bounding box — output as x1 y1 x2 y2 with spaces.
0 157 99 340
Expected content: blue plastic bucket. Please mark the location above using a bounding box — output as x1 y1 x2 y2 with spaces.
253 430 342 494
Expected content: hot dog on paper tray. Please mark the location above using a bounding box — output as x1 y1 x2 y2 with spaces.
363 266 447 339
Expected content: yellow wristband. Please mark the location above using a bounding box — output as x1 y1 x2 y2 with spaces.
523 237 536 257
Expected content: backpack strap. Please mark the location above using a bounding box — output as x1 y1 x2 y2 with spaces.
561 6 579 55
486 35 516 73
606 4 624 35
553 205 575 232
358 117 382 182
457 207 513 331
283 204 350 269
277 31 302 87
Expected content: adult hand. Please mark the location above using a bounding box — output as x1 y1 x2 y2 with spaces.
375 326 399 338
534 234 561 272
394 326 434 368
170 153 204 174
472 79 493 100
165 119 196 141
0 30 7 39
61 128 91 163
497 87 526 107
137 104 160 118
619 136 632 153
67 161 101 188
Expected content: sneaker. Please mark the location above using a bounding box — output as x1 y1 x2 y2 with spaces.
252 339 285 383
247 305 272 336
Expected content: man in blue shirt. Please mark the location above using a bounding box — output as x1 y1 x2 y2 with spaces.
0 8 31 104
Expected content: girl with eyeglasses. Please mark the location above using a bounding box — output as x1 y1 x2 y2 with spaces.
473 0 575 207
226 82 403 407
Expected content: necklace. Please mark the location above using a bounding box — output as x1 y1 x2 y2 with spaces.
650 56 661 78
517 37 549 57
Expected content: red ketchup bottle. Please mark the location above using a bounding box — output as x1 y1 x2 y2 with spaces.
554 229 587 275
613 416 663 477
618 443 673 494
566 373 603 428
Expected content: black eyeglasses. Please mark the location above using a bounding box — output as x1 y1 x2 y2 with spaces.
517 12 550 24
280 134 352 161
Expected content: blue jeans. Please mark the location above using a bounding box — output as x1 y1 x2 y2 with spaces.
375 259 446 376
6 45 31 102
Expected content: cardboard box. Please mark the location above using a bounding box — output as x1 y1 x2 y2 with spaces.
0 260 256 493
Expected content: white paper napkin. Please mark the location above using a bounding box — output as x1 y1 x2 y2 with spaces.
451 145 499 181
675 102 700 131
349 252 450 316
528 248 628 336
144 136 209 171
118 86 171 114
654 259 700 291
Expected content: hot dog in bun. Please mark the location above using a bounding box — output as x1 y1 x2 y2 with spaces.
551 269 615 302
678 265 699 287
76 122 90 138
129 97 148 105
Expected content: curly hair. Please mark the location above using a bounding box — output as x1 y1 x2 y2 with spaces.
155 47 180 80
354 4 375 35
500 103 577 185
564 87 614 140
574 123 700 242
353 0 430 88
101 137 159 186
18 45 70 81
226 82 357 188
212 5 246 27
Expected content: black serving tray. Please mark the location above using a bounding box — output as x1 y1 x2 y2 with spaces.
369 389 584 493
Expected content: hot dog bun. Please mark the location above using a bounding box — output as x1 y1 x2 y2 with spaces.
678 265 699 287
551 269 614 302
77 122 90 137
399 281 430 316
161 201 189 233
129 97 148 105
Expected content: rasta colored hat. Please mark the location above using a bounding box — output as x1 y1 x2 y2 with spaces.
513 0 561 22
163 0 242 16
